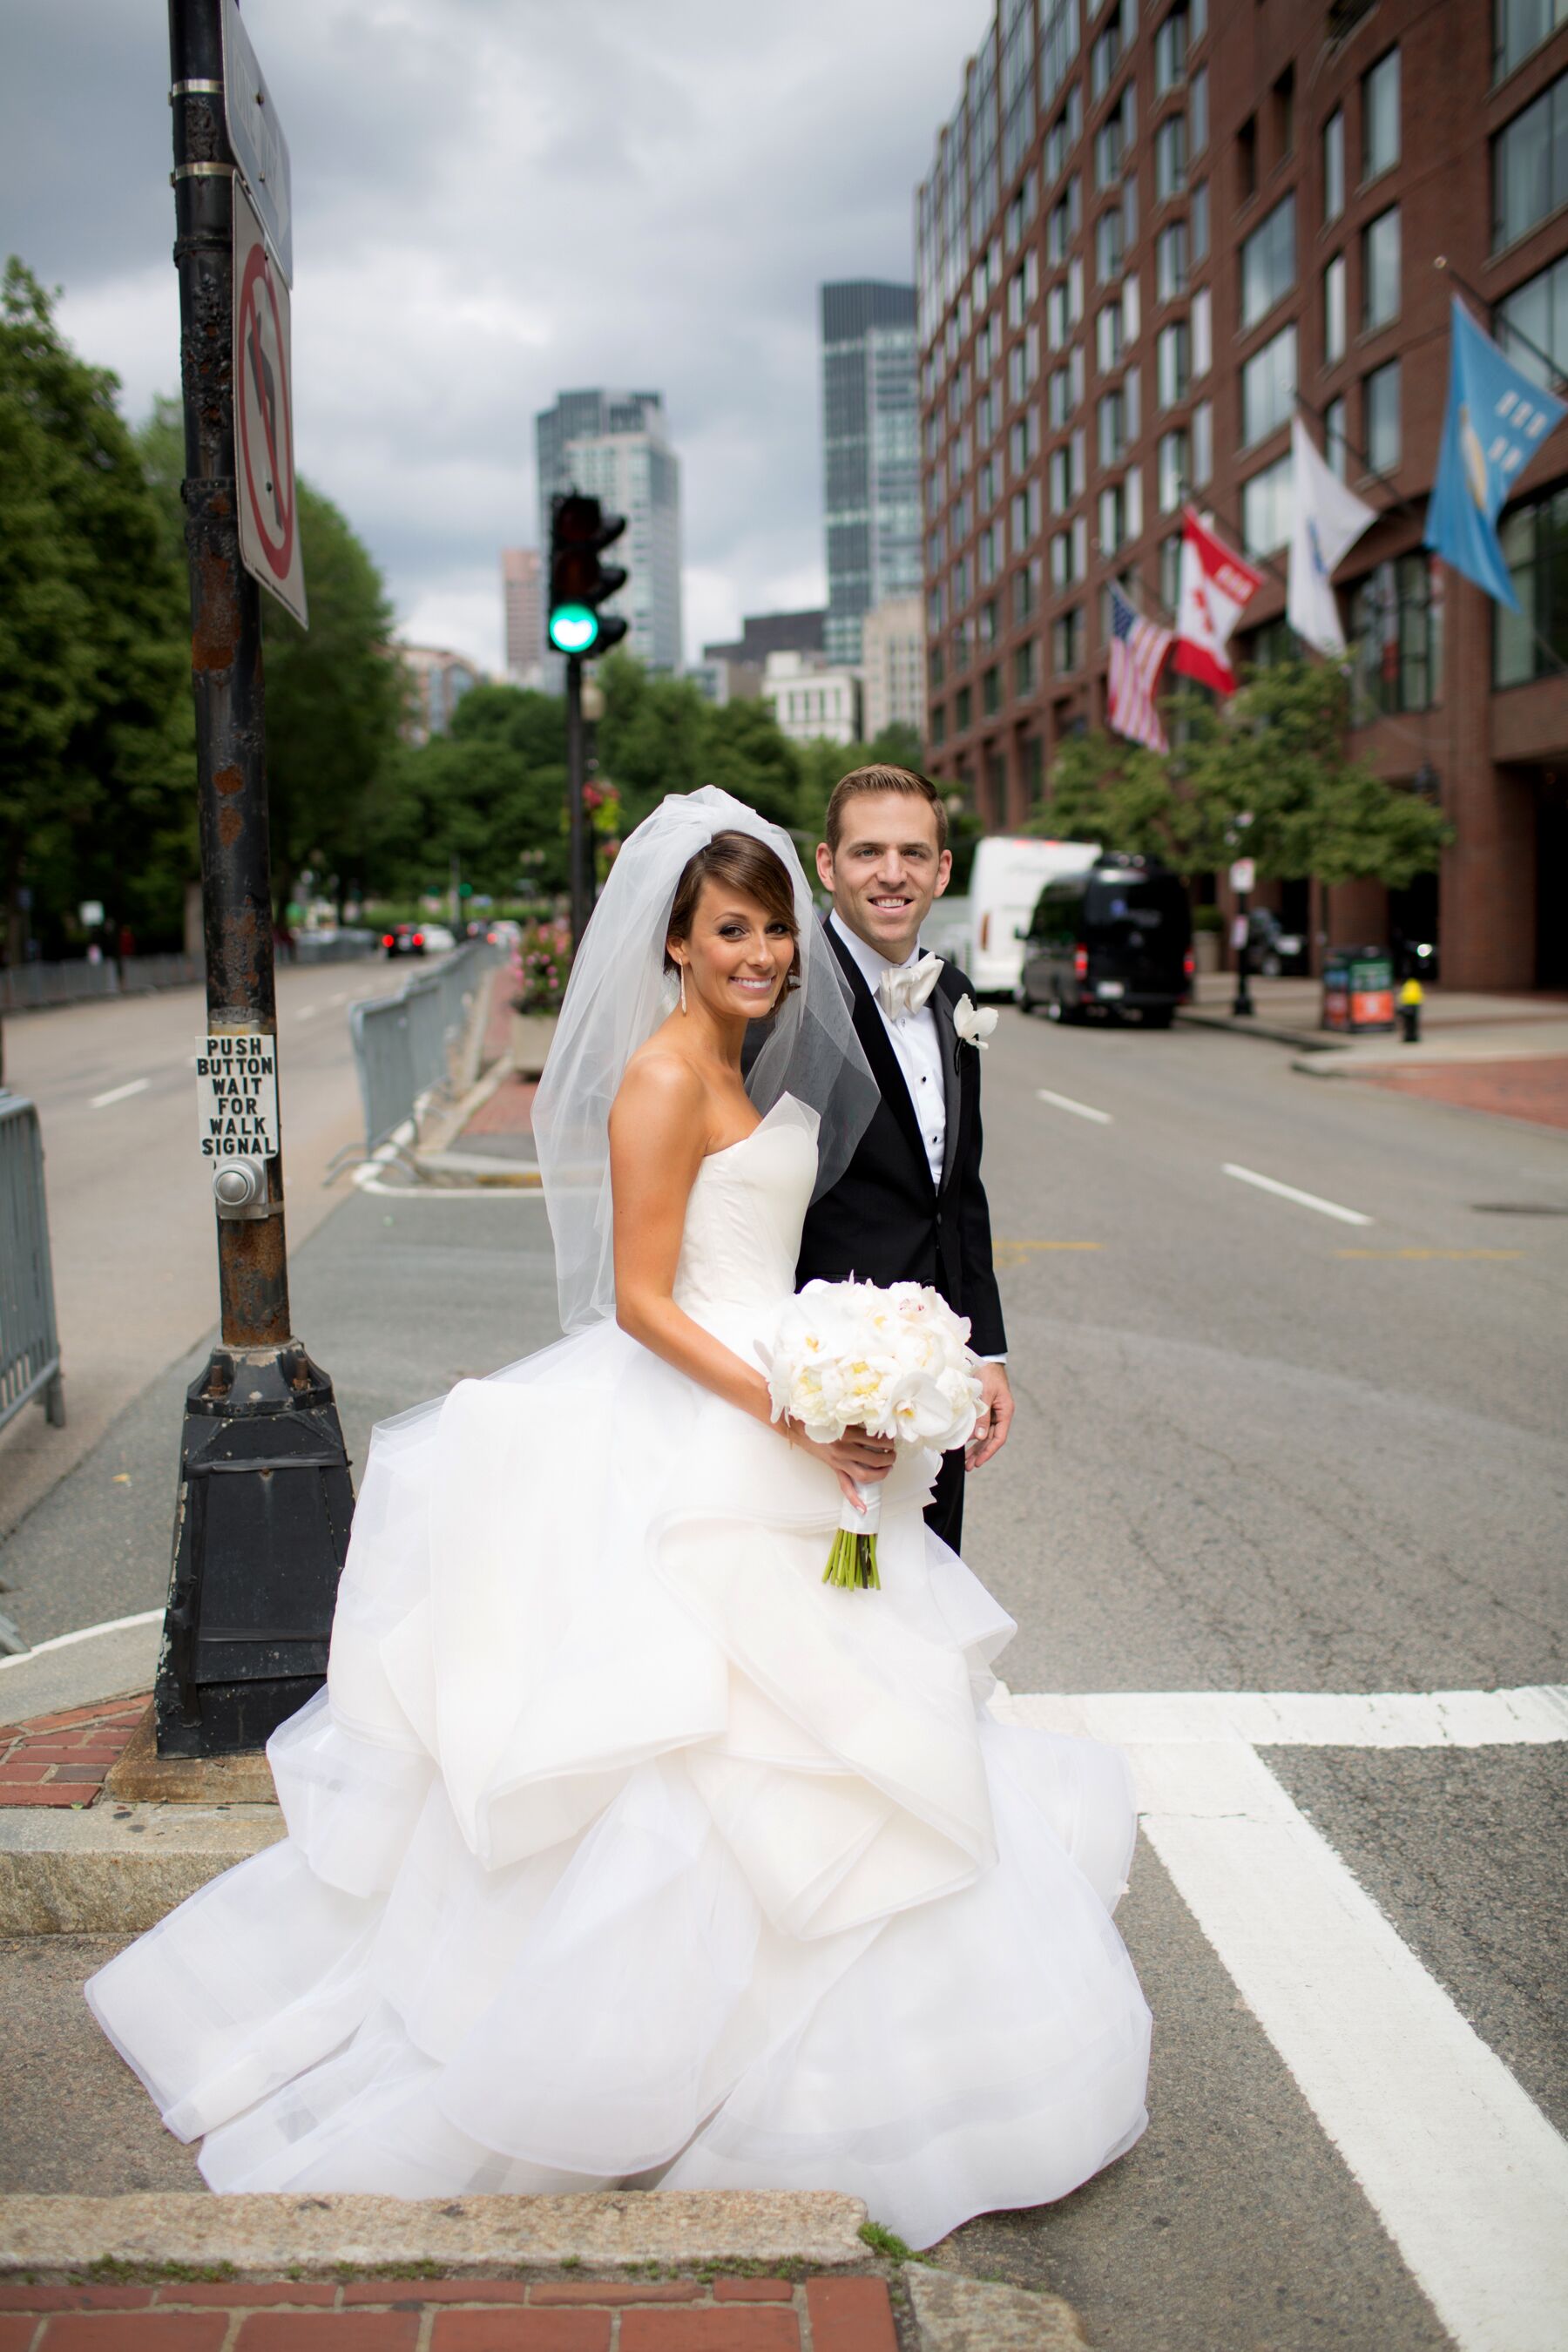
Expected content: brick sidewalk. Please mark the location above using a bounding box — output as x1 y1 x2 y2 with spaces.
0 2274 899 2349
0 1699 145 1808
1349 1053 1568 1132
460 1076 537 1142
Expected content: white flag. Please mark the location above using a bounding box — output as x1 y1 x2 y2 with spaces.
1287 414 1375 656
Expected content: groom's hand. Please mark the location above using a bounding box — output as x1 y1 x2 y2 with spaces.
966 1364 1013 1470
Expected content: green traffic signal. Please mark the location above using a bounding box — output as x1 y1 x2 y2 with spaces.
548 603 600 655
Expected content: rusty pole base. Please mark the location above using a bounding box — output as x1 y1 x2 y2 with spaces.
153 1342 355 1759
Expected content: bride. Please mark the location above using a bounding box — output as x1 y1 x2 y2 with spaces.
88 788 1151 2249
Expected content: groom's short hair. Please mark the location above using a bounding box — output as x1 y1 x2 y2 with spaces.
824 765 948 855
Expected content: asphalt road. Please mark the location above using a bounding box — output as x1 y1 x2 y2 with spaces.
1 1004 1564 2351
0 953 421 1538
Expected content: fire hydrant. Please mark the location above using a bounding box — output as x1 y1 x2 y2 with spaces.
1398 976 1423 1044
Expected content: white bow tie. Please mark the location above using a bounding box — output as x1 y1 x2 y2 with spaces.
877 952 943 1023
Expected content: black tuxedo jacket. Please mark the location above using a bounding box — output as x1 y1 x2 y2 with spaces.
794 922 1007 1358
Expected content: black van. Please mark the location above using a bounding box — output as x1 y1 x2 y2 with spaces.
1017 856 1193 1028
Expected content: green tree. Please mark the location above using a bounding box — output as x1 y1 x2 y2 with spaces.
0 260 193 958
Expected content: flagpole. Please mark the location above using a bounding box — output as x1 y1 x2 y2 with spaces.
1435 255 1567 391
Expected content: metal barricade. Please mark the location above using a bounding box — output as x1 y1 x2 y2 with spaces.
345 943 498 1161
0 1092 65 1437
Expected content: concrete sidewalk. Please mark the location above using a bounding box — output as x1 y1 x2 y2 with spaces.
1179 972 1568 1061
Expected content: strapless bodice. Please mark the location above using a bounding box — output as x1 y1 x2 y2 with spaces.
671 1094 819 1327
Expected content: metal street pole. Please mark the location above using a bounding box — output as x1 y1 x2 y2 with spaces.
159 0 351 1760
1232 887 1255 1017
566 653 590 949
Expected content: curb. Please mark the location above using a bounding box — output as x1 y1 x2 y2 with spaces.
1176 1008 1342 1053
0 1800 282 1934
904 2262 1090 2349
0 2192 868 2277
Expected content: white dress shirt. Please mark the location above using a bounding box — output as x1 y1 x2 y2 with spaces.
830 910 947 1185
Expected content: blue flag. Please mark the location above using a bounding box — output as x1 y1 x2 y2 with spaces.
1425 296 1565 611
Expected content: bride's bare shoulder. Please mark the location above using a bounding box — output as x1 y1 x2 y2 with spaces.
611 1043 707 1147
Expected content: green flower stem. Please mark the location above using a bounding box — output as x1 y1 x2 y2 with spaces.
823 1529 881 1591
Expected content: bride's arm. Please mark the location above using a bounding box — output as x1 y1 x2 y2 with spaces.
609 1060 892 1496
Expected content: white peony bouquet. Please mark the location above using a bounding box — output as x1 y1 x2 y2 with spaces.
765 1277 985 1590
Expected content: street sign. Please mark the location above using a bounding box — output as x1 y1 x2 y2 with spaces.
1229 857 1255 894
233 179 308 626
195 1031 281 1162
221 0 293 283
78 900 105 928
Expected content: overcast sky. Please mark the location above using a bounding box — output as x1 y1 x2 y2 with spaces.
2 0 979 671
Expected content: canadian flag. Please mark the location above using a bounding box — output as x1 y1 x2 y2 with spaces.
1172 506 1263 696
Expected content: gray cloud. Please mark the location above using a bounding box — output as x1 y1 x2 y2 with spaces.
1 0 973 667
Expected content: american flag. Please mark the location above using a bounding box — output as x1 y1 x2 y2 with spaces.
1107 583 1173 754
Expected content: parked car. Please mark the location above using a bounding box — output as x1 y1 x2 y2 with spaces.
420 923 456 951
382 924 426 959
921 835 1100 996
1247 908 1308 977
1017 855 1193 1027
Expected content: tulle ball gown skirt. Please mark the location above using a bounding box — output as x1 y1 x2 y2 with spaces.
88 1281 1151 2247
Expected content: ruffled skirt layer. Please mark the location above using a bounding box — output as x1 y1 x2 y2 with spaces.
88 1317 1151 2248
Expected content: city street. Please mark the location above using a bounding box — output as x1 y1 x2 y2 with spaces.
1 1004 1565 2350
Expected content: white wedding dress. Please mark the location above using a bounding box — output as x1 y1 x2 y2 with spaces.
89 1094 1151 2247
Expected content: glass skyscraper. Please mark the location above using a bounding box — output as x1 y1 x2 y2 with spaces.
821 282 922 668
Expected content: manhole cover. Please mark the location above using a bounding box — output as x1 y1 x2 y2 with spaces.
1471 1203 1568 1216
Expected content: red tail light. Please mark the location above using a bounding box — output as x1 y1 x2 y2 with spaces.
1073 947 1088 979
1183 950 1194 977
413 932 424 947
382 933 395 947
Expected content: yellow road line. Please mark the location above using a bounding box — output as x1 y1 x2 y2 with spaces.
1335 1248 1524 1260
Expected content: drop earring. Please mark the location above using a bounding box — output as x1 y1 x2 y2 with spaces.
679 962 688 1014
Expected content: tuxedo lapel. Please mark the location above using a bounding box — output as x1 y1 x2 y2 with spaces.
933 982 963 1195
823 919 936 1195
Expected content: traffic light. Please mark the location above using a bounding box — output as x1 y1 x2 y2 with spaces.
548 491 628 659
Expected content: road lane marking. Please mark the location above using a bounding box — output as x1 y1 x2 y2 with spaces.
296 1004 319 1022
90 1079 150 1109
330 990 349 1004
1037 1086 1113 1125
0 1607 162 1670
1335 1247 1523 1260
994 1239 1102 1266
1000 1686 1568 2352
1223 1161 1371 1226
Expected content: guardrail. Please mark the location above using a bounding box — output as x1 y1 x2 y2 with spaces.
0 933 379 1012
346 942 500 1163
0 1092 65 1439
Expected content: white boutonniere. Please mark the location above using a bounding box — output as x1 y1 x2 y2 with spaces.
952 994 998 1049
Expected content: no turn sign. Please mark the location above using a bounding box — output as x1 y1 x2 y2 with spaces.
234 177 308 627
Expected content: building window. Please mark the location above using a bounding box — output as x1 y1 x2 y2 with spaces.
1498 252 1568 388
1362 50 1401 181
929 702 948 747
1047 361 1075 426
1047 179 1081 264
929 643 946 691
955 685 972 732
1097 206 1126 283
1049 444 1074 512
1240 322 1297 447
1192 179 1210 260
980 596 1000 647
1324 108 1345 222
1493 70 1568 249
1013 557 1042 623
1157 320 1192 408
1098 387 1131 464
1352 553 1443 713
1015 638 1039 696
1364 358 1402 471
1098 480 1131 553
1496 0 1568 80
1192 68 1209 154
1324 394 1349 481
1157 219 1190 300
1238 113 1258 202
1192 286 1211 375
1050 524 1081 586
1155 113 1189 200
1158 428 1190 510
1241 449 1294 555
1159 530 1183 612
1496 483 1568 683
1096 300 1125 372
1273 64 1294 159
1192 398 1213 485
1325 253 1348 362
1051 605 1085 673
1240 193 1297 328
1362 206 1401 329
1154 7 1190 96
983 664 1002 716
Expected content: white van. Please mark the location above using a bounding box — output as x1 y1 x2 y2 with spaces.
923 835 1100 996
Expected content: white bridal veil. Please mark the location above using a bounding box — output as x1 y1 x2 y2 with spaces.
531 787 878 1335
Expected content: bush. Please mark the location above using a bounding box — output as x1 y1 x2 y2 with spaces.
510 920 572 1013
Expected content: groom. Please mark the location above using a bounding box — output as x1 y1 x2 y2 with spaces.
797 763 1012 1552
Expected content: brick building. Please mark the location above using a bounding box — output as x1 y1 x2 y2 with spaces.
916 0 1568 988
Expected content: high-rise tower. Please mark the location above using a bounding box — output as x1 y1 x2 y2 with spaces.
821 282 922 668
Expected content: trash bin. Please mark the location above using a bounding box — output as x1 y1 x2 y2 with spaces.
1321 946 1396 1034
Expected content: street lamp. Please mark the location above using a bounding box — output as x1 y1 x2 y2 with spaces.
1228 814 1256 1020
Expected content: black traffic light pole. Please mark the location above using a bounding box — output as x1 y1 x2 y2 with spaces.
565 656 591 950
159 0 352 1760
548 491 626 951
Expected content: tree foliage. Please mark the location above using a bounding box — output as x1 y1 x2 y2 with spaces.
1031 662 1451 889
0 260 193 956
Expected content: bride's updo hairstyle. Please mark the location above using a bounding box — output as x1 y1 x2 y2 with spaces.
664 829 802 994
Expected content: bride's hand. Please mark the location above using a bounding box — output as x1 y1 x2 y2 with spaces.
782 1421 896 1513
